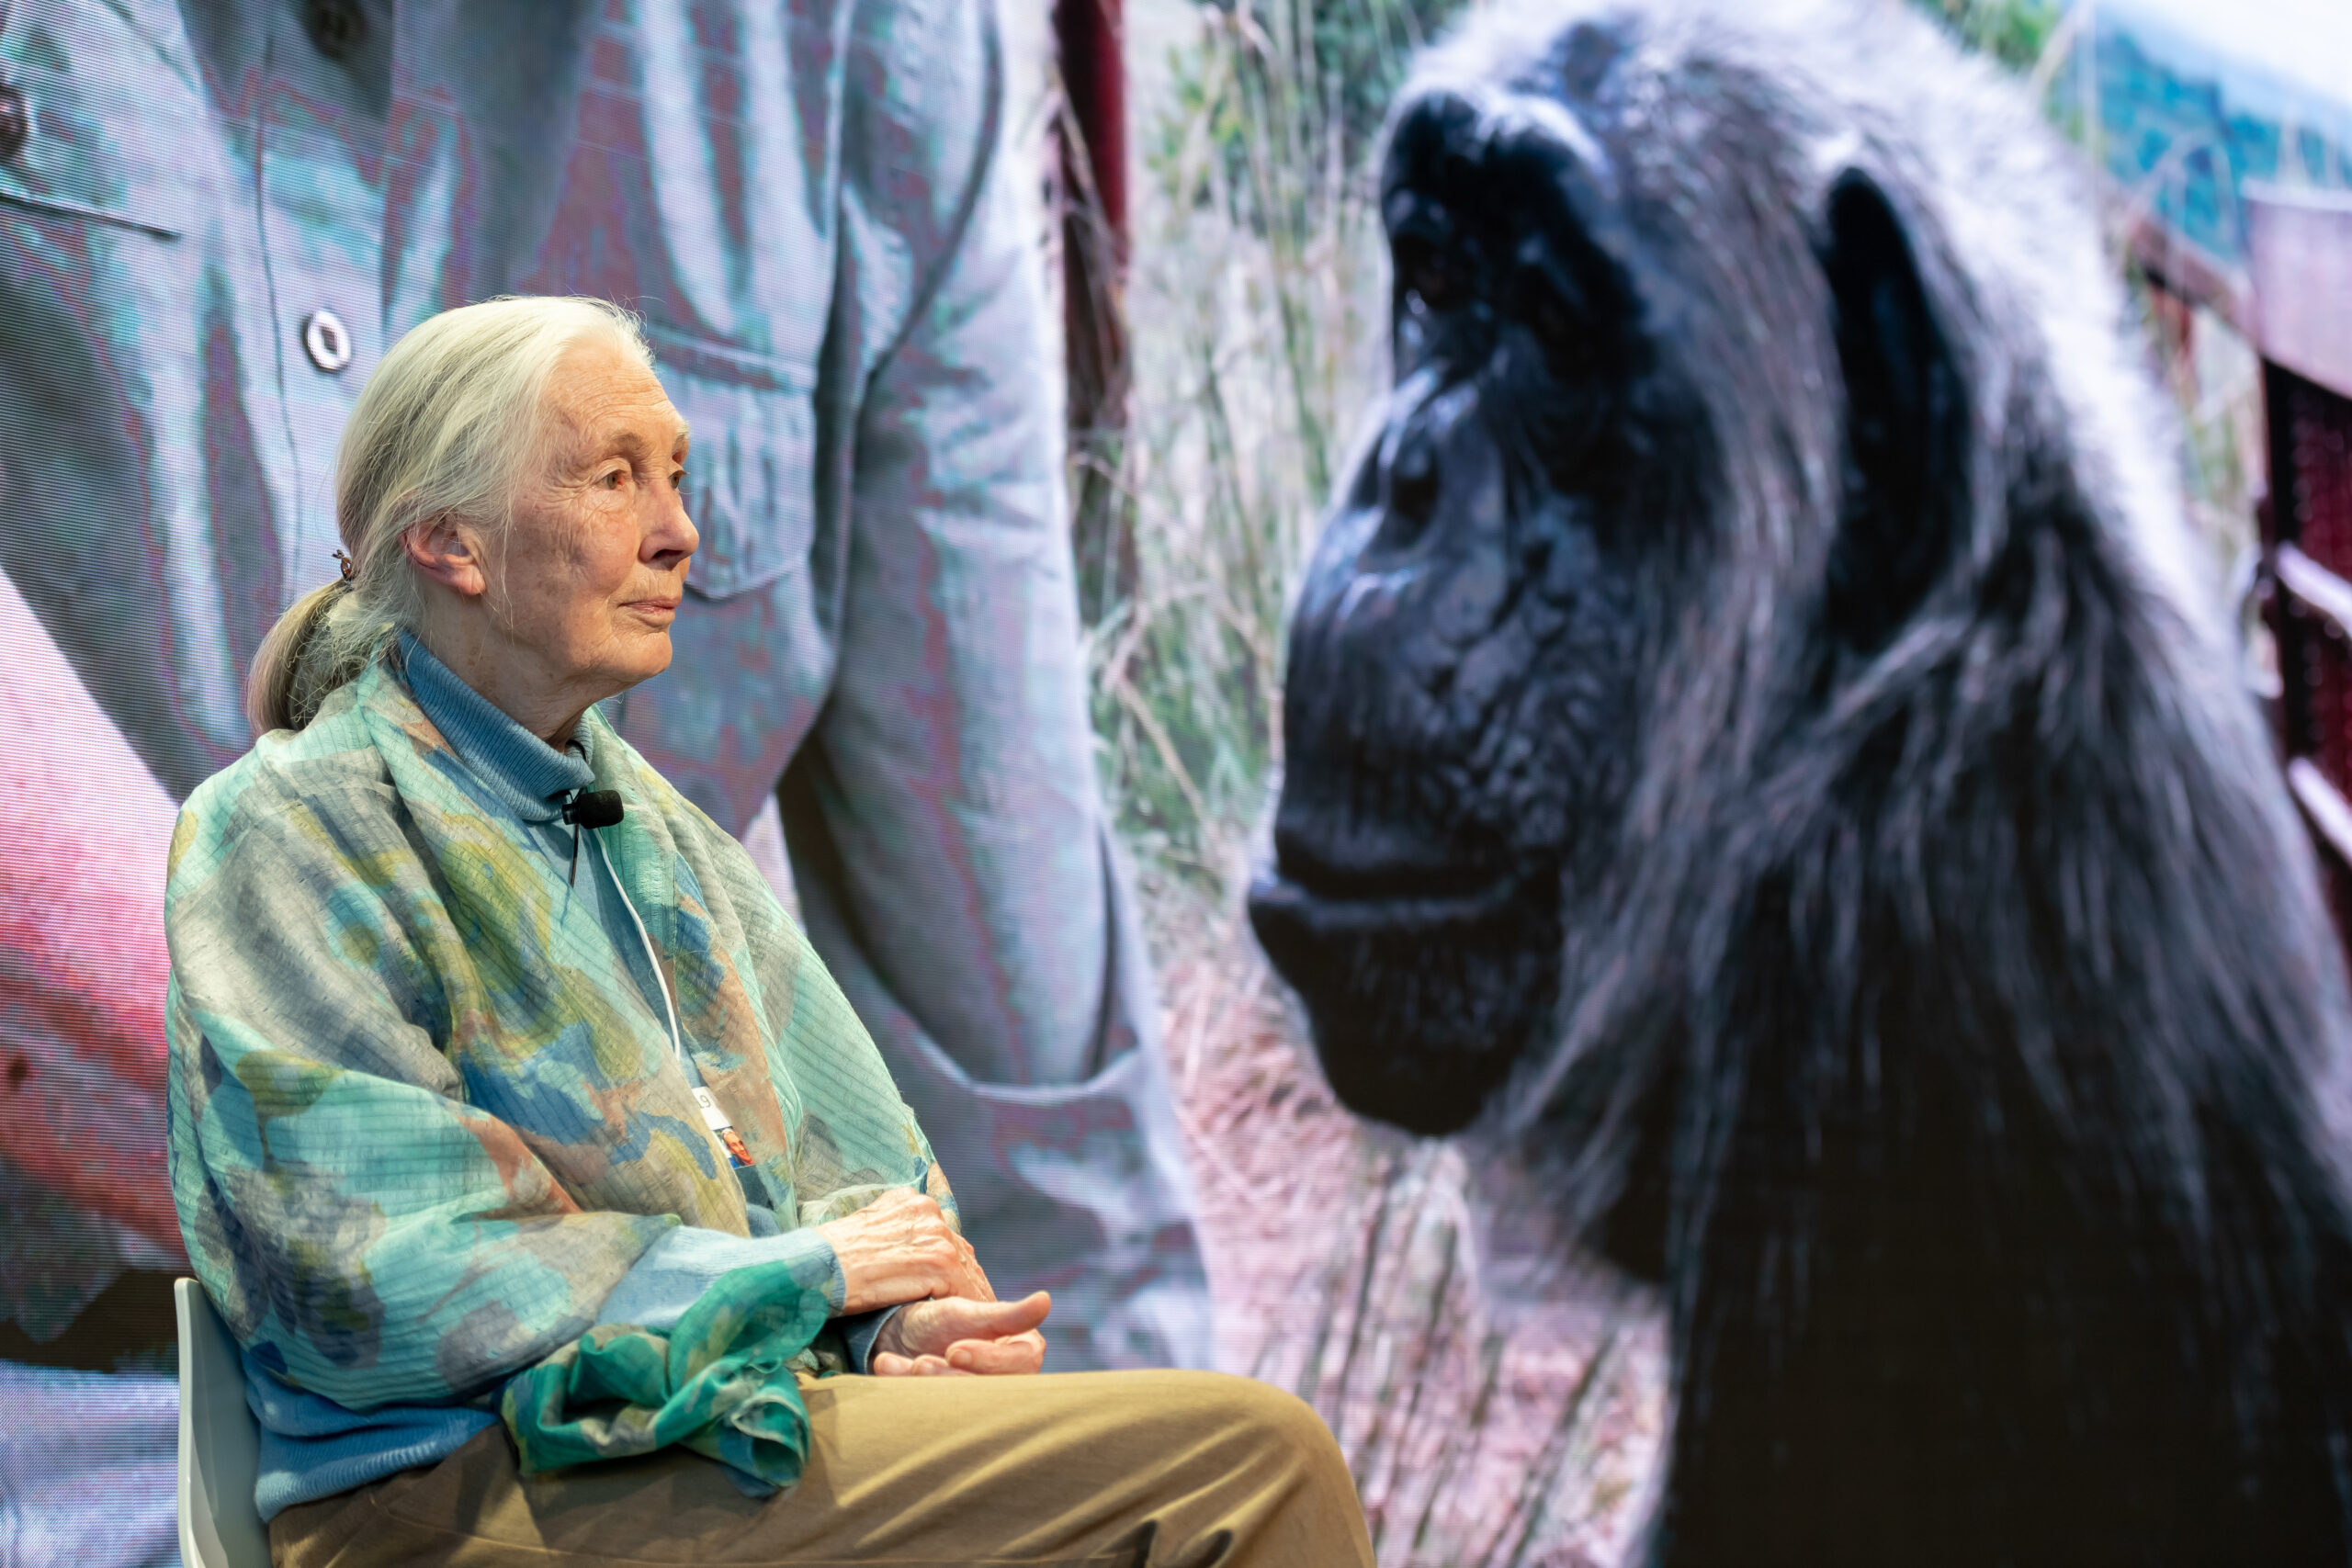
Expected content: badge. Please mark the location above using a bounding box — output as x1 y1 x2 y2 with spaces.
692 1086 757 1169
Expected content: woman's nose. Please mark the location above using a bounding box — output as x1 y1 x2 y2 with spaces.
648 486 698 565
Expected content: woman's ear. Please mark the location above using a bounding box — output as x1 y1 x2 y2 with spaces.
401 515 491 599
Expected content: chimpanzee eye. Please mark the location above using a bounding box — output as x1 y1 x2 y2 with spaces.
1413 262 1454 312
1394 235 1460 314
1514 262 1600 378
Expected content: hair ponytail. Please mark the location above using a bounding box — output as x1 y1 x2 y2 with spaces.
243 579 390 734
239 294 656 736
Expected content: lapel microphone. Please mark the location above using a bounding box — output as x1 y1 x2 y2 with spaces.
562 790 625 829
562 790 625 885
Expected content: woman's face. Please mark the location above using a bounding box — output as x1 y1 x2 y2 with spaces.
492 338 698 704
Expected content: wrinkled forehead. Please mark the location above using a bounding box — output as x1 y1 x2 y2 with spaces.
1382 79 1614 205
1375 73 1725 344
543 344 691 457
1378 80 1635 279
1381 28 1870 287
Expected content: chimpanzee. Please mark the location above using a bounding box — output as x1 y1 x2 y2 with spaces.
1245 2 2352 1562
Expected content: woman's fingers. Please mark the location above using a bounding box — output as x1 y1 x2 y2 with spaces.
943 1329 1046 1376
872 1350 970 1377
967 1290 1048 1338
902 1292 1050 1355
891 1292 1051 1365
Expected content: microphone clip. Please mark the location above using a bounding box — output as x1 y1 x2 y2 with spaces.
562 790 625 829
562 790 625 885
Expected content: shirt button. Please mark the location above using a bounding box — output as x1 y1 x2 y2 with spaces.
302 309 355 373
304 0 367 60
0 85 27 163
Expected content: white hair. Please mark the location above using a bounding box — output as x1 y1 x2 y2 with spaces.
245 294 657 733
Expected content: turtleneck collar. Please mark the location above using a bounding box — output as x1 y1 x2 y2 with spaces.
397 630 594 825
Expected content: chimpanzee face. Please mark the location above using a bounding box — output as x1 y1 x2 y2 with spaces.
1248 79 1686 1136
1248 20 1939 1138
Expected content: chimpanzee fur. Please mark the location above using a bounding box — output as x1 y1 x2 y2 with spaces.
1246 2 2352 1562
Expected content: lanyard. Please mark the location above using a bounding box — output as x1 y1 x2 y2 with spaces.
591 829 756 1172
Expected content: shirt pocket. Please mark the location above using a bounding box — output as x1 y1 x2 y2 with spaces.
650 329 820 603
0 0 198 239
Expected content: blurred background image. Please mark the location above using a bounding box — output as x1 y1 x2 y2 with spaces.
1105 2 2347 1560
3 0 2349 1563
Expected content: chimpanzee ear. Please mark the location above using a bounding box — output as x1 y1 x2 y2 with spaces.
1817 170 1967 653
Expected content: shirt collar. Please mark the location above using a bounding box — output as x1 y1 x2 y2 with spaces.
397 630 594 824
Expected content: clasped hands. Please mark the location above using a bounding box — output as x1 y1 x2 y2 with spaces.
815 1188 1049 1377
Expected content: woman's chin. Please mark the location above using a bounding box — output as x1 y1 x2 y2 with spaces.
622 622 675 668
619 602 679 634
582 633 673 698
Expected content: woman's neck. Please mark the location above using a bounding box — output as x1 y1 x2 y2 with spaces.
407 615 594 748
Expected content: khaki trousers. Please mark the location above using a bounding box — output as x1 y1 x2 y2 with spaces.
268 1370 1375 1567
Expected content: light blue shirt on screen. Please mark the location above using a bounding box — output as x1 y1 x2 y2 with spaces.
0 0 1203 1382
2 4 1202 1556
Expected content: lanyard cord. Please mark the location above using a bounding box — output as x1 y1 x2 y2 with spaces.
591 826 743 1183
594 829 686 1066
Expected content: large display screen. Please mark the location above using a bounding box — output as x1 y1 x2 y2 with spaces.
4 1 2350 1565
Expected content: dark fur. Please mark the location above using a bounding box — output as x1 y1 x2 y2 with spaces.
1247 3 2352 1562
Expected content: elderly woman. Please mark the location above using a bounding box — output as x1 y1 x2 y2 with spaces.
165 296 1372 1568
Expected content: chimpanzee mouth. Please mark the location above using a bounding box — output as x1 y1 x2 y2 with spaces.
1250 834 1531 930
1245 834 1563 1136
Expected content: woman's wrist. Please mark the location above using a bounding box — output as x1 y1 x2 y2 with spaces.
869 1306 911 1362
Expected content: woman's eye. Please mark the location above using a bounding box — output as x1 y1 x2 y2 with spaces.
603 469 626 491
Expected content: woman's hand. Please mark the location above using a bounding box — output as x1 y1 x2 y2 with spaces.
817 1188 994 1314
871 1292 1051 1377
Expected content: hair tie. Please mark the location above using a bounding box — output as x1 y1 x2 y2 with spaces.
334 548 357 586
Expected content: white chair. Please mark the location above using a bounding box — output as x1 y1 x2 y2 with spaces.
175 1278 271 1568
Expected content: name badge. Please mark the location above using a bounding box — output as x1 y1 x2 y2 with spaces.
692 1087 757 1170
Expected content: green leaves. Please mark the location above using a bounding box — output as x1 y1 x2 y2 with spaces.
1908 0 2065 73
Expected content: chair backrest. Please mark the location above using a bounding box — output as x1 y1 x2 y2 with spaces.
175 1278 272 1568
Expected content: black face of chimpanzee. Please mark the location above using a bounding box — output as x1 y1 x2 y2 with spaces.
1249 9 1962 1143
1250 37 1741 1136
